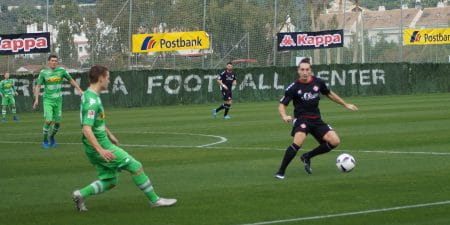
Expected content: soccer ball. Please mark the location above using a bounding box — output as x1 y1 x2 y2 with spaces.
336 153 356 172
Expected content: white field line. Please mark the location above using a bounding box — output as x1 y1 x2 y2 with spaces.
0 131 228 148
238 200 450 225
0 140 449 156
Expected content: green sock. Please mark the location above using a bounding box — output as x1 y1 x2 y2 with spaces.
51 123 60 137
132 172 159 203
79 179 116 198
43 123 50 142
12 107 16 116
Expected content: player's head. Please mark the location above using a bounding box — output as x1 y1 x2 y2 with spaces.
89 65 110 90
297 58 312 81
226 62 233 71
47 55 58 69
4 72 10 79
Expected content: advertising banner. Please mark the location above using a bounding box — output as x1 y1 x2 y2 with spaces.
404 28 450 45
277 30 344 51
0 32 51 55
132 31 210 53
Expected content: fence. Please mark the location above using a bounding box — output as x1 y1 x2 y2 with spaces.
0 0 449 73
8 63 450 112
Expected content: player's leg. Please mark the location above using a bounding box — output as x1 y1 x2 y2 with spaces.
301 123 340 173
42 100 54 148
275 121 307 179
123 159 177 207
49 100 62 148
223 98 232 119
111 145 176 207
73 165 118 212
10 97 17 121
1 105 6 121
306 130 340 159
73 177 118 211
213 91 227 117
1 96 7 121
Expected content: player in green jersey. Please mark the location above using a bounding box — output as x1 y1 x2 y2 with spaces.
72 65 176 211
0 72 18 122
33 55 83 149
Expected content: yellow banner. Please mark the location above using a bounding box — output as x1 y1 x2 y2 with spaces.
404 28 450 45
132 31 210 53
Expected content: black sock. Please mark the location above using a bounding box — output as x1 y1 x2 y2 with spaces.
304 142 336 159
277 143 301 175
216 104 225 112
224 104 231 116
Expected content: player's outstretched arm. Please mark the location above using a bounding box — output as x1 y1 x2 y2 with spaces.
69 79 83 95
327 91 358 111
83 125 116 162
105 127 119 145
278 103 293 123
33 84 41 110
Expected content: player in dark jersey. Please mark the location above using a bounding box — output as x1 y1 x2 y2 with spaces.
275 58 358 179
213 62 237 119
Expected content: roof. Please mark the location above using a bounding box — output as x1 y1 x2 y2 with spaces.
16 65 73 73
362 8 421 29
416 6 450 27
16 65 44 73
318 12 360 30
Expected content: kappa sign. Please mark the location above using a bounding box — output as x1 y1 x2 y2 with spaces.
0 32 51 55
277 30 344 51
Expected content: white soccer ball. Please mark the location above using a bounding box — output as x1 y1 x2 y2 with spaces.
336 153 356 172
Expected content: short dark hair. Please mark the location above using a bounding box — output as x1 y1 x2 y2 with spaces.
300 58 310 65
89 65 109 84
48 54 58 61
227 62 233 65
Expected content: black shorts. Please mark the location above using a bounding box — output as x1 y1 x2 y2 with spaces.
291 117 333 142
222 90 232 101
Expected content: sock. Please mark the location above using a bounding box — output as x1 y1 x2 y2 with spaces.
215 104 225 112
43 123 51 142
1 106 5 119
224 104 231 116
79 179 117 198
51 123 60 137
277 143 301 175
303 142 336 159
12 106 16 116
132 172 159 203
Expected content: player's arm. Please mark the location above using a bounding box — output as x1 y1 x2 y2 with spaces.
278 103 292 123
83 125 116 162
33 84 41 110
105 127 119 145
216 79 228 90
279 86 293 123
216 73 228 90
69 78 83 95
13 81 17 96
326 91 358 111
33 72 45 110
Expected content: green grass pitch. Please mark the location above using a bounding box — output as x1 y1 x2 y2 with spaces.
1 93 450 225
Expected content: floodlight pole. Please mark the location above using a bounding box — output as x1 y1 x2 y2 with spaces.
46 0 49 31
202 0 207 69
128 0 133 68
273 0 277 66
342 0 347 63
400 0 404 62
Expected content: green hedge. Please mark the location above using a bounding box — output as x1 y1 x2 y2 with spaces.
7 63 450 112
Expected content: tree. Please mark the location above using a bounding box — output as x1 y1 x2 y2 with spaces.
53 0 81 66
